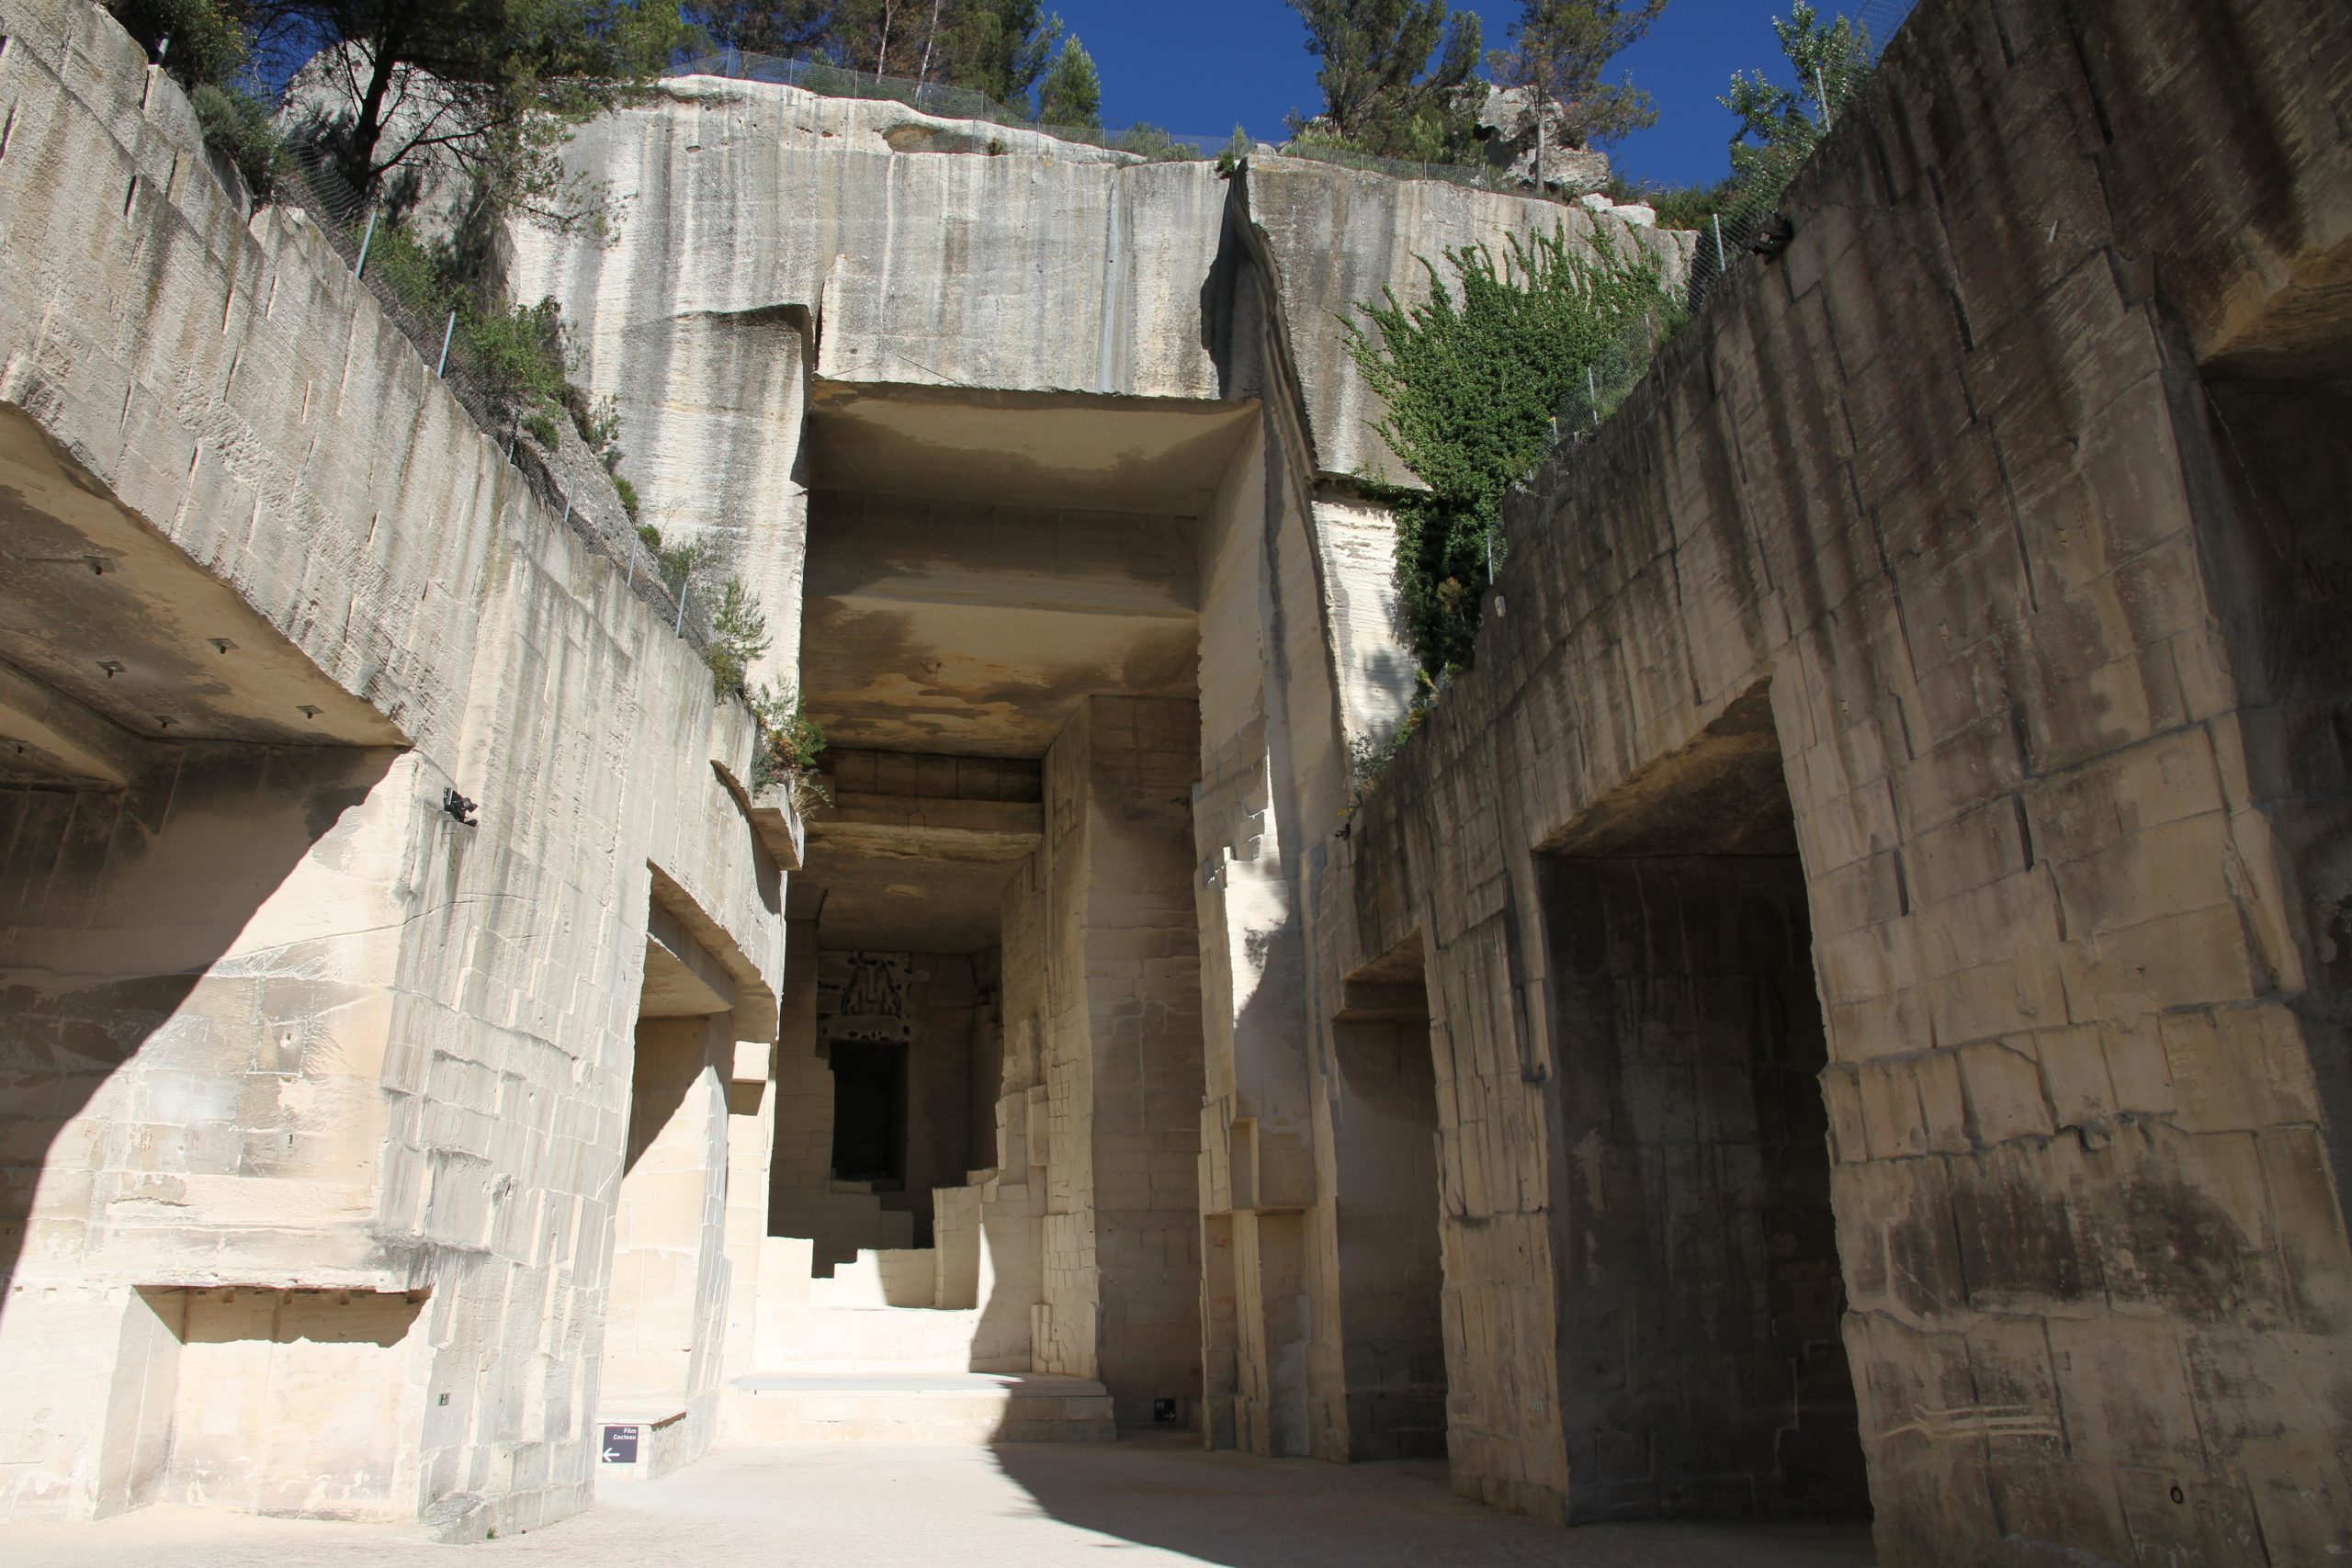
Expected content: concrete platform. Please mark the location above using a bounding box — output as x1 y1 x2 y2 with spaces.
4 1437 1882 1566
756 1303 991 1368
720 1371 1115 1445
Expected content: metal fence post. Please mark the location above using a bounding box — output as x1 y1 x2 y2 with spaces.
675 581 689 637
1713 212 1728 274
355 210 378 276
436 311 456 377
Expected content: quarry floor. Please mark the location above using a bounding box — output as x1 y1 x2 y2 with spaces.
13 1437 1880 1566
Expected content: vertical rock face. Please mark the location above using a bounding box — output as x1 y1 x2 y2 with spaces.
1322 0 2352 1559
0 0 782 1534
3 0 2348 1563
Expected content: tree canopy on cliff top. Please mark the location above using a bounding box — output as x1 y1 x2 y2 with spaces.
1035 36 1102 130
690 0 1064 116
109 0 691 227
1723 1 1873 197
1486 0 1667 152
1282 0 1484 162
258 0 690 223
1288 0 1671 166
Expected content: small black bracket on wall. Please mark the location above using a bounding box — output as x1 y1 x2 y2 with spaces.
1747 212 1796 258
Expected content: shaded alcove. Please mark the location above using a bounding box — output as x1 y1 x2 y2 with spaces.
2192 341 2352 1204
601 896 739 1416
1535 688 1868 1521
828 1040 907 1185
1329 936 1449 1461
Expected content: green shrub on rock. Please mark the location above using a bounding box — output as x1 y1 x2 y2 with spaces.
1346 224 1679 677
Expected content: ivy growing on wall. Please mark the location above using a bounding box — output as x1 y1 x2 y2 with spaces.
1345 225 1679 678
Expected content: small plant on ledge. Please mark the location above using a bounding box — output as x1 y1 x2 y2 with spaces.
1338 671 1441 829
747 684 831 818
704 577 773 697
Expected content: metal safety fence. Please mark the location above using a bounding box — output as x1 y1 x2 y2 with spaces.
669 48 1550 198
1538 0 1922 455
670 47 1235 164
268 143 717 651
247 2 1925 657
1679 0 1921 317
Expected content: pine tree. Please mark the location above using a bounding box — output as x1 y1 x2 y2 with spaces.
935 0 1058 110
1485 0 1666 175
252 0 691 226
107 0 253 89
689 1 840 56
1284 0 1484 163
814 0 1057 109
1035 36 1101 130
1722 3 1872 197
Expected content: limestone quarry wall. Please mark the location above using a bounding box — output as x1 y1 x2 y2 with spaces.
504 85 1230 695
507 79 1684 706
2 0 2345 1558
509 68 1683 1450
0 0 784 1532
1316 0 2352 1558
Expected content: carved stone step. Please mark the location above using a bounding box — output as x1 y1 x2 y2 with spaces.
720 1371 1116 1445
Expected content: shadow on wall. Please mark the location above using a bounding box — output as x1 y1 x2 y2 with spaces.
986 1437 1878 1568
0 743 404 1319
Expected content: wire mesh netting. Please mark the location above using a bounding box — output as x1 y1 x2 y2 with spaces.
674 1 1919 206
249 2 1923 659
1539 0 1922 457
268 145 718 652
1679 0 1921 316
671 48 1237 164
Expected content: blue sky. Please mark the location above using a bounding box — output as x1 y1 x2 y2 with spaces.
1049 0 1824 190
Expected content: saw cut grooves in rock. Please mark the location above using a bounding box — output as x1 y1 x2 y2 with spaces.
2 1 2348 1564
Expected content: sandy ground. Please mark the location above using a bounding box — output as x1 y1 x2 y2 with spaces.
8 1437 1880 1567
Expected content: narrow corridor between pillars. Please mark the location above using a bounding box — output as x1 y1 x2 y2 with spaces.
1325 938 1450 1461
729 385 1237 1444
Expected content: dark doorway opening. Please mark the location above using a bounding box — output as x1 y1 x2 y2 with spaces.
1330 936 1449 1461
1536 687 1868 1521
830 1042 908 1186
